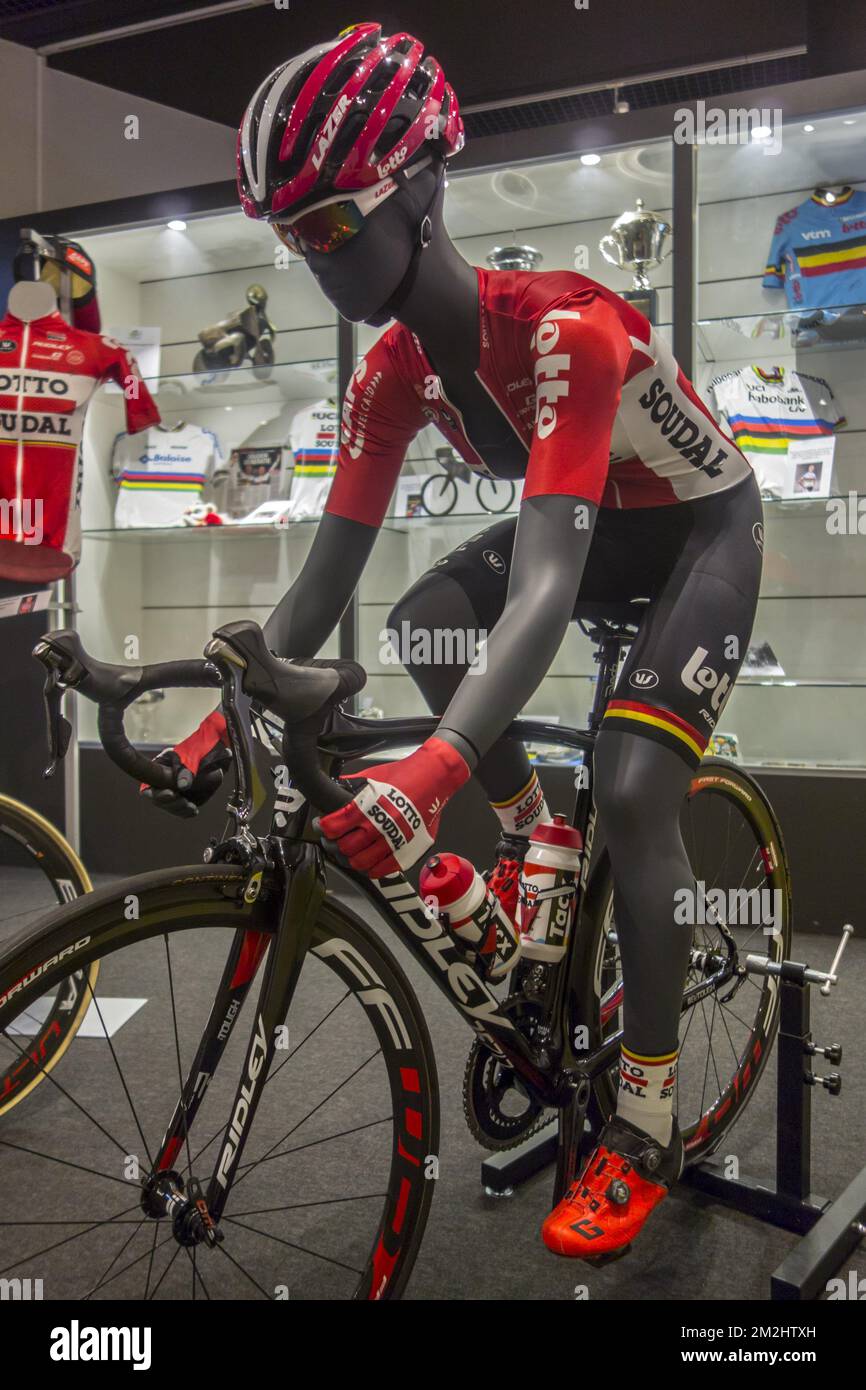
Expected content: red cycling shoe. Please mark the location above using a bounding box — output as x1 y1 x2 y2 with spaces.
542 1113 683 1260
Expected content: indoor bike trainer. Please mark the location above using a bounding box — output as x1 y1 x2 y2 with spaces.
480 923 866 1301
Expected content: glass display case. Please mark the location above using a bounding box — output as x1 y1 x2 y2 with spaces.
69 209 342 743
43 102 865 770
695 108 866 767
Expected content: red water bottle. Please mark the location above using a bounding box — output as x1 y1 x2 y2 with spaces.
518 814 583 962
419 852 522 981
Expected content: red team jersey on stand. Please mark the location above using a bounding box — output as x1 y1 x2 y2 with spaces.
0 309 159 581
327 268 751 526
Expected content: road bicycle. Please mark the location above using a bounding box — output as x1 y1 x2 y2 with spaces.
420 447 516 516
0 606 791 1299
0 793 98 1117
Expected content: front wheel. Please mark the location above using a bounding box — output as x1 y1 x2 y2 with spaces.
570 760 792 1165
0 868 438 1300
0 794 98 1118
420 473 458 517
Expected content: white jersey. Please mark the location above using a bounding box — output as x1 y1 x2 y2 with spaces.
708 366 843 496
286 400 339 520
112 422 223 528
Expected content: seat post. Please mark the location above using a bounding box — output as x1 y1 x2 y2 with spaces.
587 632 626 733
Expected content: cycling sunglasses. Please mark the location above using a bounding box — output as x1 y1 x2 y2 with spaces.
272 156 433 257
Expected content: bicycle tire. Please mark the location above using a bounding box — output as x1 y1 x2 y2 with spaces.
569 760 792 1166
0 864 438 1301
0 794 98 1117
476 477 516 514
420 473 458 517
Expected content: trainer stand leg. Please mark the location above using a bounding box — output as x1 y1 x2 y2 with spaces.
682 959 866 1300
481 1123 558 1197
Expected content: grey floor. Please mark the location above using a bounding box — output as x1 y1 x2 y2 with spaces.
1 864 863 1302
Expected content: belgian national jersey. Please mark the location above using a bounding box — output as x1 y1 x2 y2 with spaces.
762 187 866 310
0 310 159 581
327 267 750 528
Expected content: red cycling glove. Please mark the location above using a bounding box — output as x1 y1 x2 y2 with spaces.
317 736 470 878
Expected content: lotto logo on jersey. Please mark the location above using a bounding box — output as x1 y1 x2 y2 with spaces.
530 310 581 439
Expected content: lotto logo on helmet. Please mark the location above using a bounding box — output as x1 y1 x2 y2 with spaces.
530 310 581 440
377 145 409 179
312 94 351 171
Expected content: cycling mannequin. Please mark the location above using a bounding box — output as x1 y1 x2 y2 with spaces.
149 22 763 1260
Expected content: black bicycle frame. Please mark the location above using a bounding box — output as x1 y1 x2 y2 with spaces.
153 624 736 1215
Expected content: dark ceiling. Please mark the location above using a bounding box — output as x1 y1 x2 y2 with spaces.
1 0 864 133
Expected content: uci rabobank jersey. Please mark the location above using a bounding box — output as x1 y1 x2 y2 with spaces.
326 268 751 527
0 309 159 582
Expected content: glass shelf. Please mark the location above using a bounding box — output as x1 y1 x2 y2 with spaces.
100 358 339 413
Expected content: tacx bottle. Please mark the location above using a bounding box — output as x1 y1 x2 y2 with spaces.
517 815 583 962
419 853 522 981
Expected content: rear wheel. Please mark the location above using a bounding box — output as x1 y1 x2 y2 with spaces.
0 867 438 1299
0 794 98 1117
571 761 791 1163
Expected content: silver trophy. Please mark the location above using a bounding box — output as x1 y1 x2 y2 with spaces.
599 200 671 319
487 244 543 272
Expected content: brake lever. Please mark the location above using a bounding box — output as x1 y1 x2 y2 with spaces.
207 646 256 828
41 669 72 778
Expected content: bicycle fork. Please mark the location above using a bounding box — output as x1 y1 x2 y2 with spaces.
145 844 326 1246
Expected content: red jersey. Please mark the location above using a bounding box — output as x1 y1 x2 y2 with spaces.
0 310 159 582
327 268 751 527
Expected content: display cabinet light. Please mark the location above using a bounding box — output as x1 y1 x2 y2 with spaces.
167 219 187 232
802 124 815 132
580 153 601 166
751 125 772 141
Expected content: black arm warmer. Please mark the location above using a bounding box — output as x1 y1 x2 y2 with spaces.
437 494 597 767
263 512 379 657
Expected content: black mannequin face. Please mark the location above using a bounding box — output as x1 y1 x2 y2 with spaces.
303 165 441 325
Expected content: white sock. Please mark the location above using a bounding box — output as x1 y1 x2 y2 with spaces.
490 770 548 839
616 1046 677 1146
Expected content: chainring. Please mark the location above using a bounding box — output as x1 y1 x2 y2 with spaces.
462 997 552 1151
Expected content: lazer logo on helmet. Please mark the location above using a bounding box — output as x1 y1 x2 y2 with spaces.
311 94 351 171
377 145 409 179
638 378 729 477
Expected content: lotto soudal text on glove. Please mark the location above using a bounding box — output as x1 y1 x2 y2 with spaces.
317 736 470 878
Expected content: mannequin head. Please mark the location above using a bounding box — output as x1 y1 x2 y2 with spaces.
303 161 445 326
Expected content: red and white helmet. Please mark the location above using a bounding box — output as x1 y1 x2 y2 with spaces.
237 22 464 222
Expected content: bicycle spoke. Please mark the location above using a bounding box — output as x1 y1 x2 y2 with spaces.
225 1215 362 1278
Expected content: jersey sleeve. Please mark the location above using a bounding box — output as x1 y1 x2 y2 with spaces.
521 297 631 506
762 210 791 290
325 332 427 527
800 373 847 431
99 336 161 433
